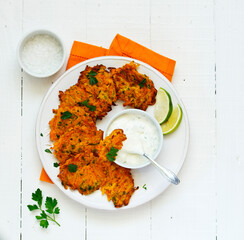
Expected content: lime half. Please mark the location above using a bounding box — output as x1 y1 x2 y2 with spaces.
154 88 173 124
161 104 182 135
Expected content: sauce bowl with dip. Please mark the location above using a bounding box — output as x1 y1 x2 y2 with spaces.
104 109 180 185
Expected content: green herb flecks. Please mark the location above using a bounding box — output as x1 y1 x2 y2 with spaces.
68 164 78 173
87 70 98 85
79 100 96 112
45 149 52 154
142 184 147 190
61 111 72 120
40 133 43 137
106 146 119 162
53 162 59 168
139 78 147 88
27 188 60 228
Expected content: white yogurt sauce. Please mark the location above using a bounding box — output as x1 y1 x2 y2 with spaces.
106 113 160 167
21 34 63 75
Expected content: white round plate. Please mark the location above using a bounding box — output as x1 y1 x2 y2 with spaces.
36 56 190 210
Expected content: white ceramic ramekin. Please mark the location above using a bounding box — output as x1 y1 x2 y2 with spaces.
104 109 163 169
17 29 65 78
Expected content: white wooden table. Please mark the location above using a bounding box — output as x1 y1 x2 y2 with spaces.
1 0 243 239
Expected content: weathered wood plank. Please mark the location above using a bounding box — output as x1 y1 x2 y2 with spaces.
0 1 22 239
216 0 244 239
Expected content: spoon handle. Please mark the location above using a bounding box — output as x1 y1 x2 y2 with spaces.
143 153 180 185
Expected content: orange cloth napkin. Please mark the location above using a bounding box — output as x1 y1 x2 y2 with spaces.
40 34 176 183
107 34 175 81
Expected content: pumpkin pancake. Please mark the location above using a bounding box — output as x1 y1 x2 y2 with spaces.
52 125 103 164
110 61 157 110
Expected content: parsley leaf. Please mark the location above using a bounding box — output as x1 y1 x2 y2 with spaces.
87 70 97 76
68 164 78 173
54 207 60 214
40 133 43 137
139 78 146 88
106 146 119 162
27 188 61 228
53 162 59 168
87 70 98 85
40 210 47 218
45 149 52 154
27 204 39 211
40 220 49 228
88 76 98 85
32 188 43 208
61 111 72 120
45 197 58 214
142 184 147 190
79 100 96 112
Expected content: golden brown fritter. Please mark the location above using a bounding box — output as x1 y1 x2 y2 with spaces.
97 129 138 208
58 65 116 120
111 61 157 111
58 152 104 195
100 163 138 208
77 65 117 106
49 105 96 142
58 85 98 120
52 125 103 163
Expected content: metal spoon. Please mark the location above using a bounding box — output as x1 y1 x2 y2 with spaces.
124 144 180 185
142 153 180 185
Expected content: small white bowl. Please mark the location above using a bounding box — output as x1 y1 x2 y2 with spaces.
104 109 163 169
17 29 65 78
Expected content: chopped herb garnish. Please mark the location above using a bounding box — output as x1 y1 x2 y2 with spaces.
87 70 97 76
106 146 119 162
68 164 78 173
40 133 43 137
27 188 60 228
87 70 98 85
45 149 52 154
61 111 72 120
79 100 96 112
89 76 98 85
53 162 59 168
139 78 147 88
142 184 147 190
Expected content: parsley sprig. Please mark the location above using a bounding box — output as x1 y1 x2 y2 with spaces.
106 146 119 162
78 100 96 112
27 188 60 228
87 70 98 85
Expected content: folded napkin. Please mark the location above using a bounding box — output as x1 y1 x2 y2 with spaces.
40 34 176 183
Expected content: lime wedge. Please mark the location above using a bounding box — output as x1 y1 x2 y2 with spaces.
161 104 182 135
154 88 173 124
